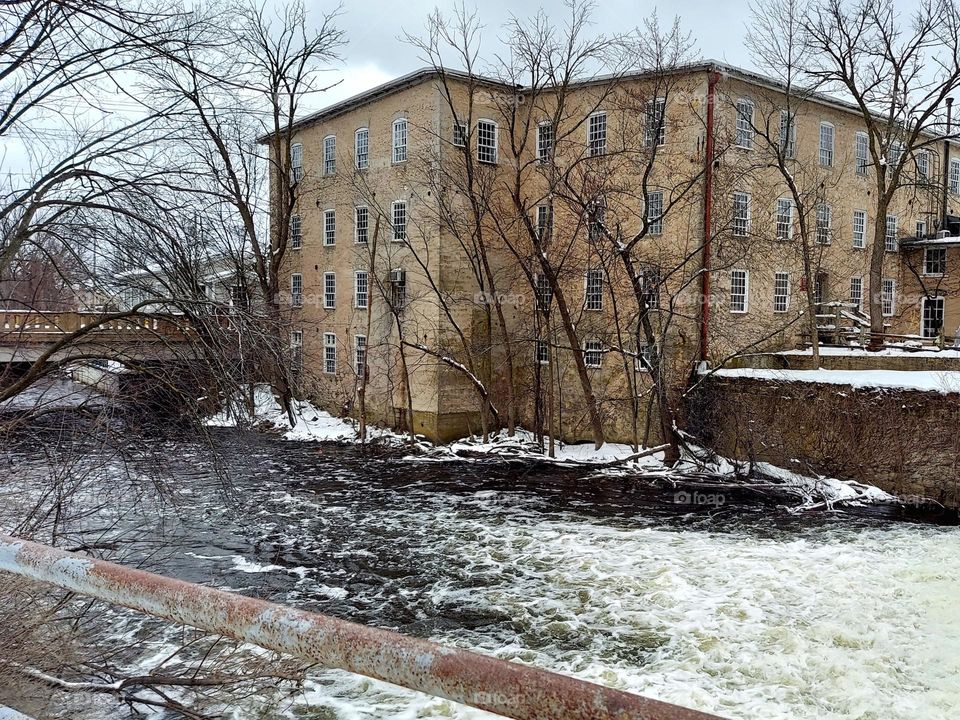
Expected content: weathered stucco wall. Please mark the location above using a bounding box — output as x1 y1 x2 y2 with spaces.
687 376 960 507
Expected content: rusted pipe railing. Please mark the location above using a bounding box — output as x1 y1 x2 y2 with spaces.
0 535 724 720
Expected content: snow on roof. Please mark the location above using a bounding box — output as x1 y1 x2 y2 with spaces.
710 367 960 394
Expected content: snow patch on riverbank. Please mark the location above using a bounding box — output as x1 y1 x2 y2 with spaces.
712 367 960 393
205 386 905 510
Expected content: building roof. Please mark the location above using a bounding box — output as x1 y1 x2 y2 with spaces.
265 59 960 149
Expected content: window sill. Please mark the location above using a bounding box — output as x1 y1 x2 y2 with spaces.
730 310 748 315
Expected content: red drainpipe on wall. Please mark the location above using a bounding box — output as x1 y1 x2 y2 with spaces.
699 68 720 364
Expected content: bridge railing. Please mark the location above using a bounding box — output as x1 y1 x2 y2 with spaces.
0 535 724 720
0 311 189 342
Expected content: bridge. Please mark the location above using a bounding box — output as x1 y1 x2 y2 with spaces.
0 309 198 364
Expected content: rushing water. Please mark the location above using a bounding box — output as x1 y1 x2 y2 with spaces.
6 428 960 719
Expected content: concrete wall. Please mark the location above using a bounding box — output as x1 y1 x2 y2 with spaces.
688 375 960 507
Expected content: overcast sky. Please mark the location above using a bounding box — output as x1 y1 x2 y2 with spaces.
314 0 758 112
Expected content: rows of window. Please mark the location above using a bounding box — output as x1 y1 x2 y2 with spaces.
290 332 368 376
732 193 914 249
728 269 899 317
288 202 407 248
289 267 406 311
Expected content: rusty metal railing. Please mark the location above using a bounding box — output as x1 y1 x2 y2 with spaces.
0 535 724 720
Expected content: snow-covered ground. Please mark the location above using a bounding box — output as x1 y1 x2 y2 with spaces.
777 346 960 358
711 367 960 393
205 386 906 511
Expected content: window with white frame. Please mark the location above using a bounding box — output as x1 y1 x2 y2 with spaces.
855 132 869 175
636 343 654 372
925 247 947 276
323 209 336 246
290 330 303 369
951 159 960 194
819 122 834 167
536 204 553 240
392 201 407 241
355 128 368 170
917 150 929 180
646 191 663 235
392 118 408 163
730 269 748 313
290 214 302 249
389 268 406 307
535 338 549 365
584 340 603 368
852 209 867 248
774 272 790 313
323 135 336 175
732 192 751 236
776 198 793 240
354 270 368 308
849 276 863 311
323 272 336 309
585 268 603 310
887 140 904 168
881 278 896 316
537 121 554 162
641 267 661 309
535 273 552 313
813 272 828 307
291 273 303 307
453 121 467 147
323 333 336 374
645 98 666 147
587 197 605 242
779 110 796 158
816 203 832 244
290 142 303 182
477 119 498 164
588 112 607 156
354 335 366 376
917 220 927 239
355 206 368 244
735 99 754 149
885 214 898 251
922 296 945 338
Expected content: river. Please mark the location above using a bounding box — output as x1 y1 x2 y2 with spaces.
4 427 960 719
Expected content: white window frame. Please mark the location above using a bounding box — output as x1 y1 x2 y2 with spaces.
453 121 467 147
355 206 368 244
323 208 336 246
584 268 603 311
888 140 904 168
646 190 663 235
779 110 796 159
732 192 751 237
816 203 832 245
290 142 303 182
730 269 749 313
323 135 336 176
773 271 790 313
916 150 929 180
354 270 369 308
535 338 549 365
535 273 552 313
852 209 867 249
921 296 946 338
881 278 896 317
819 122 834 167
354 334 367 376
392 200 407 242
290 214 302 250
323 271 336 309
916 220 927 240
849 276 863 311
537 121 554 162
323 332 337 374
588 111 607 157
855 132 869 176
476 119 498 164
885 214 898 252
392 118 408 164
951 159 960 194
775 198 793 241
645 98 666 147
584 339 603 368
924 247 947 276
355 128 368 170
291 273 303 308
536 204 553 240
735 99 754 149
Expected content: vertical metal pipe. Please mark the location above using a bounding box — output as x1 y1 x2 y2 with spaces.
699 69 720 363
943 97 953 233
